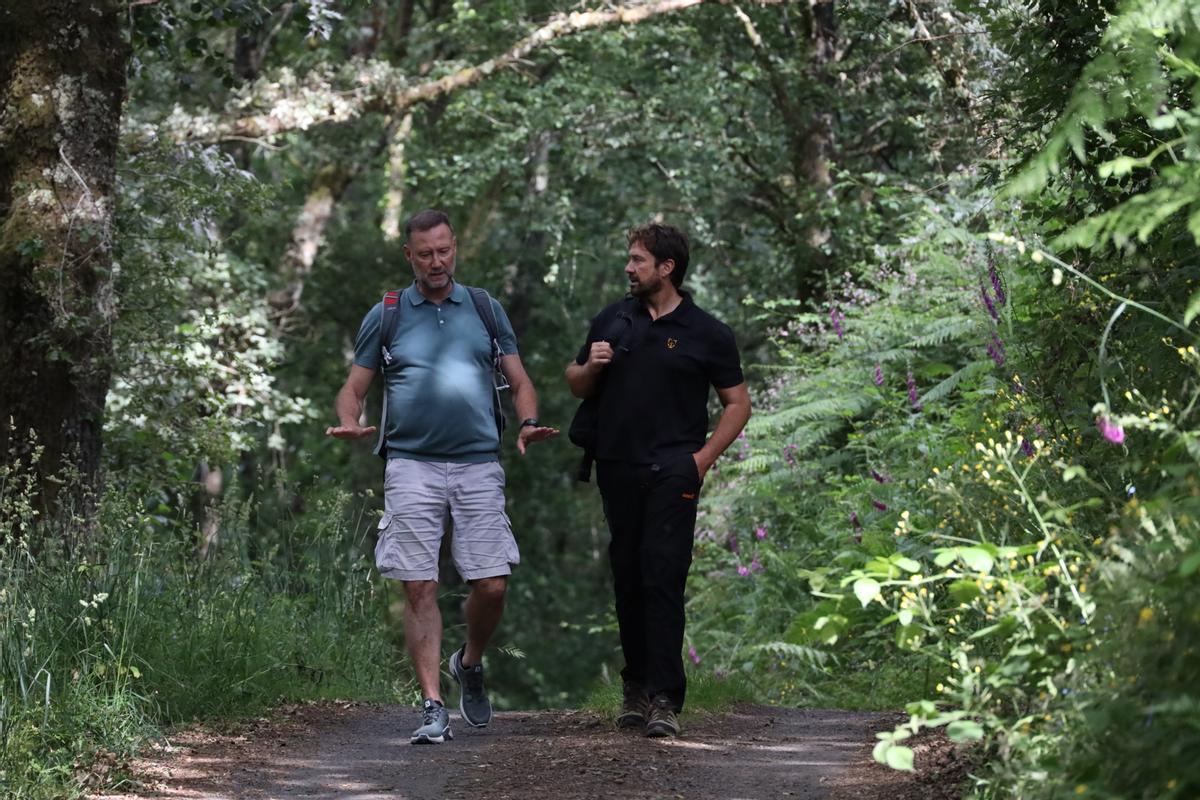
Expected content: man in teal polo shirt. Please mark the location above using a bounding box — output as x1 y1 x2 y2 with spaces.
327 209 557 744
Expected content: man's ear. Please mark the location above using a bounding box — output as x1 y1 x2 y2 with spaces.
658 258 676 278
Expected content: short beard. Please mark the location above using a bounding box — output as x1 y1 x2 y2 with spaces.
629 274 663 297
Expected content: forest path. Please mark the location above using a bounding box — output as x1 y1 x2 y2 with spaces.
96 701 959 800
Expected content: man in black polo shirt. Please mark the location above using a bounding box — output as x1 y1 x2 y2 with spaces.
565 223 751 738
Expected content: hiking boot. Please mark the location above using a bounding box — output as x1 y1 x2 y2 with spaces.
644 695 681 738
450 646 492 728
616 681 650 729
411 698 453 744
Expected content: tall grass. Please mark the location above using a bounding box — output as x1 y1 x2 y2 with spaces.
0 478 399 799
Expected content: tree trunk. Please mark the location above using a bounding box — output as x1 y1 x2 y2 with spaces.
0 1 129 534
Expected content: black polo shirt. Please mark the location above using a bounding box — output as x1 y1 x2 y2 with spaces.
575 292 744 464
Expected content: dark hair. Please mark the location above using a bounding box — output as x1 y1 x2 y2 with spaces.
628 223 689 287
405 209 454 240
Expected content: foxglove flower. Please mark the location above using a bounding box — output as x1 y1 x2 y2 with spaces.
750 558 764 573
906 370 922 410
850 511 863 532
1020 437 1035 457
728 535 740 554
872 500 888 511
989 262 1007 306
981 284 999 322
829 307 845 340
783 444 798 467
755 526 768 540
688 646 700 665
870 468 889 484
737 564 751 577
1096 416 1125 444
874 363 885 387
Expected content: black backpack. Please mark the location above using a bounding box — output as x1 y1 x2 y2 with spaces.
374 285 508 459
568 298 643 481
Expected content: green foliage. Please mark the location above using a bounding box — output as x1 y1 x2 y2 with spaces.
109 141 315 482
582 668 755 721
13 0 1200 797
0 482 396 798
684 6 1200 797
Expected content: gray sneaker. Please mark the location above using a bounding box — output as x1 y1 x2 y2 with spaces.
644 695 680 738
449 646 492 728
616 681 650 729
411 698 453 744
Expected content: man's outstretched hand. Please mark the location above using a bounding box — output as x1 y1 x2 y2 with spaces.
325 423 378 440
516 425 559 455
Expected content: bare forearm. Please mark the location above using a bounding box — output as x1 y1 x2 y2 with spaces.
565 361 600 398
335 384 365 427
510 381 539 422
696 399 752 467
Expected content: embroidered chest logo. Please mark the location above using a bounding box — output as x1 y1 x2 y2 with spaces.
666 338 678 350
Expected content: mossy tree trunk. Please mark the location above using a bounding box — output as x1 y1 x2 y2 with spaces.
0 1 129 534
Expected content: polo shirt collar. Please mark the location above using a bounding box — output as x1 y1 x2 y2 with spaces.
406 280 466 306
636 290 694 326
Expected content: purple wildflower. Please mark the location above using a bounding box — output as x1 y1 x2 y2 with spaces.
783 444 798 467
750 558 764 573
737 564 751 577
1020 437 1035 457
906 370 922 410
688 646 700 665
1096 416 1125 445
870 468 889 484
755 526 768 541
1013 375 1026 395
728 535 740 554
829 307 845 340
872 500 888 512
986 332 1006 367
850 511 863 532
989 262 1007 306
1034 423 1047 437
874 363 885 387
981 284 999 322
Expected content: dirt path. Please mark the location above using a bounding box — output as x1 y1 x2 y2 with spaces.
96 702 962 800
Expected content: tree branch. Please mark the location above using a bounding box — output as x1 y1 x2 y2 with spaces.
137 0 792 145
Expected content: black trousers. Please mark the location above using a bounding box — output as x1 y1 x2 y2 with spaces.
596 455 702 713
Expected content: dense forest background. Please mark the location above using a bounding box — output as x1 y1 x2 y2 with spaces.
2 0 1198 797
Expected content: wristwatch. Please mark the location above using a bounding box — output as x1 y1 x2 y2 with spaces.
519 418 540 429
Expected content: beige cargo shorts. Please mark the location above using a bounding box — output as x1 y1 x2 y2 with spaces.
376 458 519 582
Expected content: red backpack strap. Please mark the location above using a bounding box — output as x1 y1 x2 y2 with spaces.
379 289 403 367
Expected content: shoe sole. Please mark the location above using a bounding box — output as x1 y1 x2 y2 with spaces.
645 723 679 738
410 727 453 745
450 650 491 729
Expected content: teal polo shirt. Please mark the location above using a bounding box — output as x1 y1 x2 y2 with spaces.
353 282 518 462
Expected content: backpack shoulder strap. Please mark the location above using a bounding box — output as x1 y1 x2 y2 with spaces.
375 288 404 459
378 288 404 368
609 297 643 354
466 286 500 345
464 286 509 440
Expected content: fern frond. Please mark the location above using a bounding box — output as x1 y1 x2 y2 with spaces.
749 641 832 668
919 359 992 407
907 316 978 348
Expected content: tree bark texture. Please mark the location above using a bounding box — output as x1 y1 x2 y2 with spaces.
0 0 129 528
